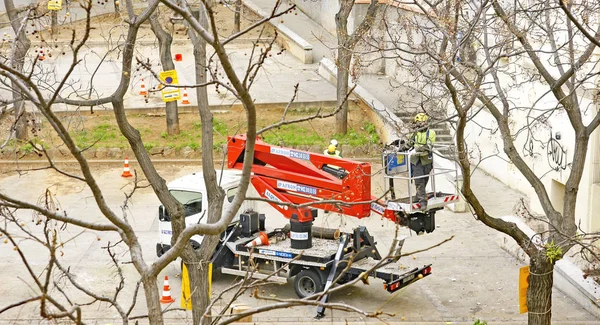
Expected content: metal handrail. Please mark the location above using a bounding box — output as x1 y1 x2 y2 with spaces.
382 147 459 208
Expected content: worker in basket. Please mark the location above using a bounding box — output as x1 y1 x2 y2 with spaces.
409 113 436 208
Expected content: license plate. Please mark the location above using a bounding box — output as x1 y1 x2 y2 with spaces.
403 274 415 283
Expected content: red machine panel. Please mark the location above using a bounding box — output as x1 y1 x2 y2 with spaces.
227 134 372 221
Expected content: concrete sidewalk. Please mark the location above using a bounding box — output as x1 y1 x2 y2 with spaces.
0 41 338 113
0 1 339 113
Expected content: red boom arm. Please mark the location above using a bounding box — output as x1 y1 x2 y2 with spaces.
227 134 375 222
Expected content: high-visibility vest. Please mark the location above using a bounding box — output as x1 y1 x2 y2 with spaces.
411 129 436 165
323 149 342 158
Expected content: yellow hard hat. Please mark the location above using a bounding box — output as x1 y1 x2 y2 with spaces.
327 144 336 154
414 113 429 122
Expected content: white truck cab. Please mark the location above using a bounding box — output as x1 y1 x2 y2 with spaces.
156 170 256 257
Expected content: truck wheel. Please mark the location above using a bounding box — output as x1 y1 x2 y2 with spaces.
294 269 324 298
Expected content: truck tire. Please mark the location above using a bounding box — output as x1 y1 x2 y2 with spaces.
294 268 324 298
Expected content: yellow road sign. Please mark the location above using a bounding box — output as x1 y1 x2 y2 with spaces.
519 266 529 314
158 70 181 102
48 0 62 10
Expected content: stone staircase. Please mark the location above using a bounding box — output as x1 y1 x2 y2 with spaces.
394 110 455 159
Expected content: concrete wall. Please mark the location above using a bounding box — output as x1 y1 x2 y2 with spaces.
244 0 314 64
461 57 600 232
293 0 341 35
587 129 600 231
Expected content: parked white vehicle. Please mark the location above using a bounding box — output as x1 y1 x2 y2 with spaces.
156 170 256 257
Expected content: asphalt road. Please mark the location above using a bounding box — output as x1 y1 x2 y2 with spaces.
0 162 598 324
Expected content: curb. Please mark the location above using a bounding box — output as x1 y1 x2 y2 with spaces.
497 216 600 318
0 156 382 167
46 100 340 115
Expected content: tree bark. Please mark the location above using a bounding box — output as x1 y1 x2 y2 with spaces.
193 40 209 116
149 12 180 135
333 0 377 135
189 4 217 324
51 11 58 35
233 0 241 34
335 47 351 135
192 6 210 115
5 0 31 141
527 253 553 325
141 273 164 324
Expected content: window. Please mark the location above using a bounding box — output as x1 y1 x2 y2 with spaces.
170 190 202 216
227 187 238 203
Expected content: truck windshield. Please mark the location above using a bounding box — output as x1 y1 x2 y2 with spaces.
170 190 202 216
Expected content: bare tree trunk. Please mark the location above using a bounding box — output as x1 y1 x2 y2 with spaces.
194 39 209 114
5 0 31 141
189 4 217 324
335 47 351 135
187 225 222 325
149 12 180 135
233 0 241 34
527 254 553 325
113 97 167 325
192 7 210 114
51 11 58 35
141 274 164 324
333 0 377 135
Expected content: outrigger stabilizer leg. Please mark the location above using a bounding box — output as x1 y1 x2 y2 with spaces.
315 233 350 319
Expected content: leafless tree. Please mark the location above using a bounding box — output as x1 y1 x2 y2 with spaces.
3 0 32 141
0 0 429 324
149 9 180 135
334 0 377 134
377 0 600 324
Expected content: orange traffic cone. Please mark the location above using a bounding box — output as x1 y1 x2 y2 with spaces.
121 157 133 178
245 231 270 247
181 87 190 105
38 49 45 61
160 275 175 304
139 78 148 96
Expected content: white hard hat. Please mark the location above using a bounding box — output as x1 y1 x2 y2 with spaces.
330 139 338 147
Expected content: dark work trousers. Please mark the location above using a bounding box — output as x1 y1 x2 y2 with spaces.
411 160 433 207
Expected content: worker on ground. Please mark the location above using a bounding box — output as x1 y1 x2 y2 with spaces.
330 139 339 150
324 143 342 158
409 113 436 208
